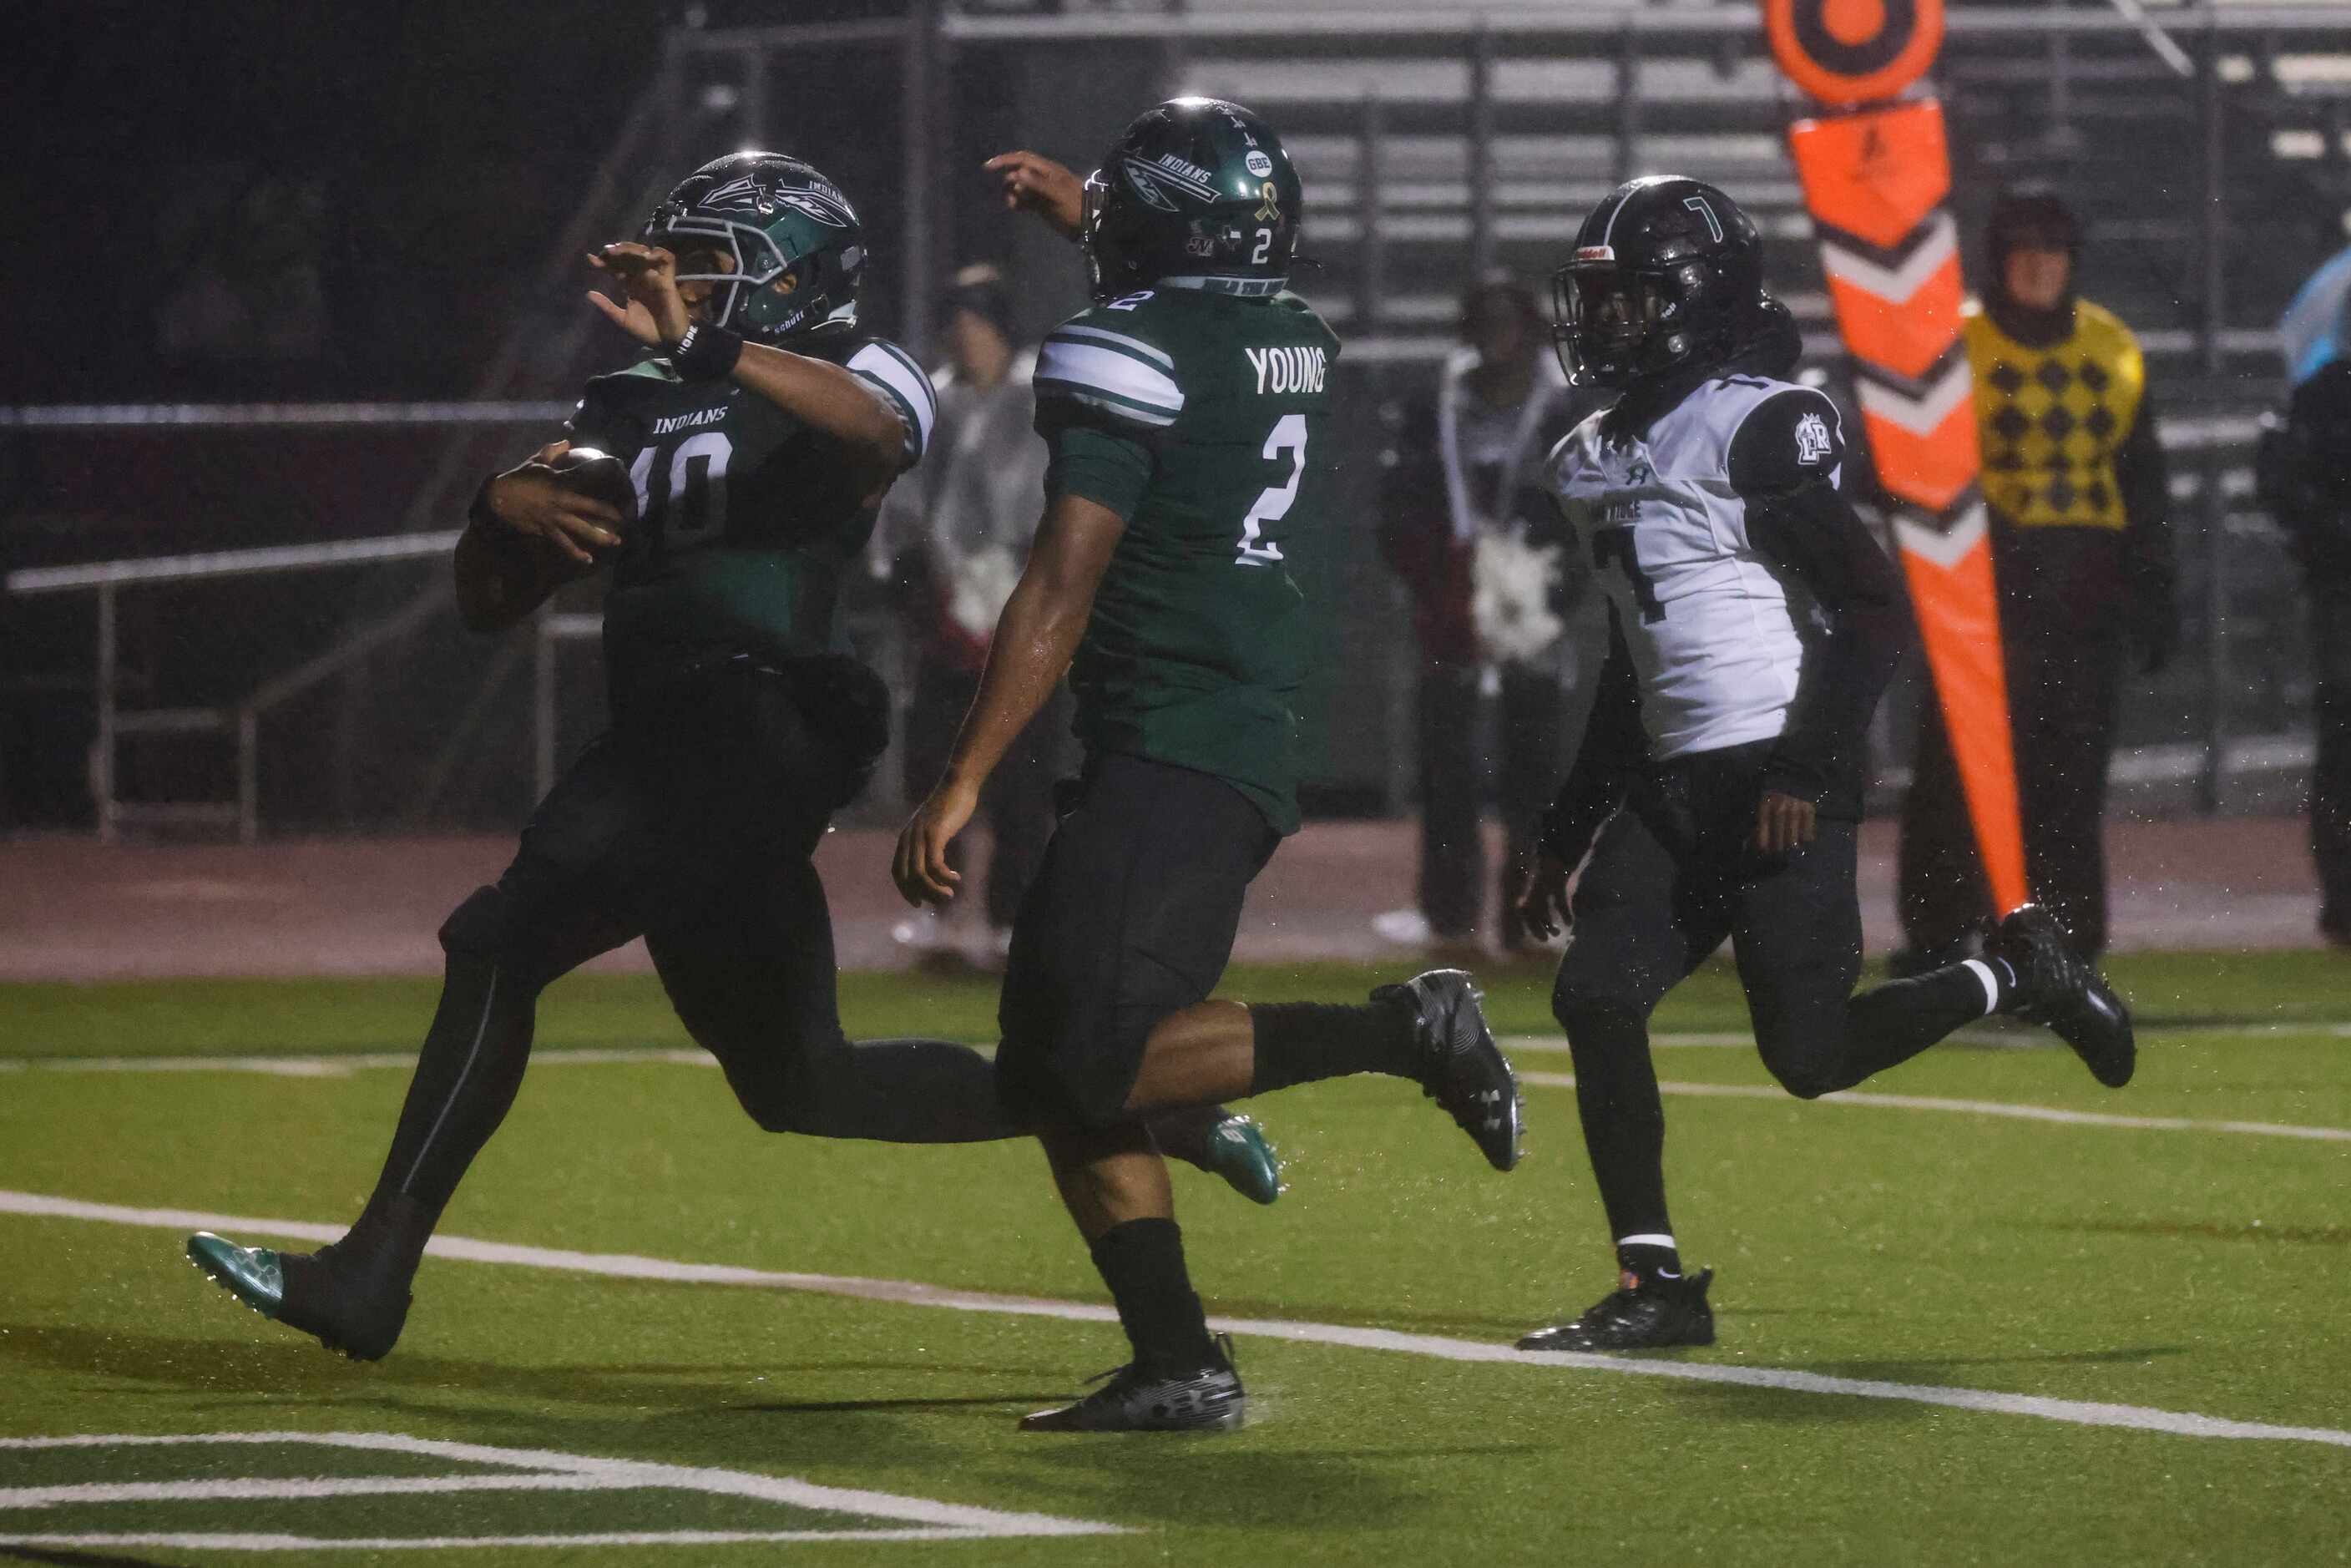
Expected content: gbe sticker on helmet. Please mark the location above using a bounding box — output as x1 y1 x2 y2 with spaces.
1246 150 1274 178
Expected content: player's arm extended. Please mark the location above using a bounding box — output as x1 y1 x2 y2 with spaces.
892 492 1123 905
587 243 914 487
727 341 910 478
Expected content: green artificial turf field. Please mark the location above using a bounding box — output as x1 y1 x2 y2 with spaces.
3 951 2347 1565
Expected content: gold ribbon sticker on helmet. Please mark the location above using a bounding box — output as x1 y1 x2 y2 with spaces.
1255 181 1281 222
1764 0 1944 108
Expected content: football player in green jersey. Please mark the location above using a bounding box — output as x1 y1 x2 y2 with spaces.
185 152 1278 1363
894 100 1526 1432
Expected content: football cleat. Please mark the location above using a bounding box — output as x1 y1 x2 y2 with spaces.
1517 1267 1716 1353
1200 1114 1284 1206
1373 969 1524 1171
1019 1335 1244 1433
1987 903 2136 1088
186 1232 409 1363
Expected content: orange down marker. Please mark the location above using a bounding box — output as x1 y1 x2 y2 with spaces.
1765 0 2030 916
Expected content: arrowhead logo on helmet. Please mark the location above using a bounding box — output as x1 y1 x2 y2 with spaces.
645 151 866 346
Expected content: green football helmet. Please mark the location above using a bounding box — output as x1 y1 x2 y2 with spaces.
643 151 863 344
1083 98 1302 303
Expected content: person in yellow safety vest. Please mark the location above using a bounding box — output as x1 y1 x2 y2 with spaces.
1895 185 2177 965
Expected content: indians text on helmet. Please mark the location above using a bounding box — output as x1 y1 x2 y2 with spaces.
1122 154 1221 212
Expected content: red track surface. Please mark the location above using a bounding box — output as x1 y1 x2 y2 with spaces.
0 817 2323 982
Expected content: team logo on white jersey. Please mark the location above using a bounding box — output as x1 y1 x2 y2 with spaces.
1794 412 1833 465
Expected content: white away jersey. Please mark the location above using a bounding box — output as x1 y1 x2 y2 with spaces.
1545 374 1847 759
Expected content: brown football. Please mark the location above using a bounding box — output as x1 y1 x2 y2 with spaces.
544 446 639 534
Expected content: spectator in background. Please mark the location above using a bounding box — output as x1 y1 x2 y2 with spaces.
1897 187 2175 965
1377 273 1600 953
2255 353 2351 947
876 263 1059 963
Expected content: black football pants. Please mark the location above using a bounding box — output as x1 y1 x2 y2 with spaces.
367 660 1016 1227
1551 743 1990 1246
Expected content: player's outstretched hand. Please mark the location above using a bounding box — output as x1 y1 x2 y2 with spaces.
1751 790 1818 856
983 151 1084 240
893 780 979 908
1515 850 1575 944
485 442 622 567
586 243 690 346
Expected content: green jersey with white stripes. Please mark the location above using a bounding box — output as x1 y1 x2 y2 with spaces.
1034 285 1340 833
566 332 937 688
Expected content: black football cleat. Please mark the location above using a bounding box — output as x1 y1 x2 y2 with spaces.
1019 1335 1245 1433
1517 1267 1716 1353
1374 969 1524 1171
1987 903 2136 1088
187 1232 411 1362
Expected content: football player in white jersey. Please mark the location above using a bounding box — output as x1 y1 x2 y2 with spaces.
1512 176 2136 1353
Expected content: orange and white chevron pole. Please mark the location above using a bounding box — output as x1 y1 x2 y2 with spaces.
1762 0 2028 917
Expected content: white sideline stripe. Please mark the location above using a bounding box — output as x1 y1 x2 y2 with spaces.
0 1474 609 1507
0 1430 1123 1539
1513 1071 2351 1144
0 1530 973 1550
13 1021 2351 1078
8 1192 2351 1454
11 1041 2349 1144
0 1047 714 1078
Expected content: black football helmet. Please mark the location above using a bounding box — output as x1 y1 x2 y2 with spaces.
642 152 864 345
1553 175 1767 390
1082 98 1302 303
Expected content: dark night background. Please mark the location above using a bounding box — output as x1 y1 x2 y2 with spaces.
0 1 1173 827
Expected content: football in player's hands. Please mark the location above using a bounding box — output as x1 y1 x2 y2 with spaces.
541 447 638 538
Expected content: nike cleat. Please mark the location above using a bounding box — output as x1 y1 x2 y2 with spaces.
1374 969 1524 1171
1517 1267 1716 1353
1988 903 2136 1087
1019 1335 1245 1433
1200 1114 1284 1206
186 1232 409 1362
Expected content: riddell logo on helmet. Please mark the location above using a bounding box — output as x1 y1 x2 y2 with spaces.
1576 245 1615 262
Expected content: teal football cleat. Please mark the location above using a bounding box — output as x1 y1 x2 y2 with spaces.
1200 1114 1284 1206
187 1232 286 1316
186 1231 410 1362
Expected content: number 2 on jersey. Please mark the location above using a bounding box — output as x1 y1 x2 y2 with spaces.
1236 412 1305 567
1592 524 1666 624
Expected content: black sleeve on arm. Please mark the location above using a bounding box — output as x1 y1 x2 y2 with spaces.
1729 388 1909 807
1538 606 1645 867
2114 382 2177 637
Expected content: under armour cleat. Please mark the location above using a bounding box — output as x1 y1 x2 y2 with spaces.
1517 1267 1716 1353
1019 1335 1245 1433
187 1232 409 1362
1201 1114 1284 1206
1374 969 1524 1171
1988 903 2136 1088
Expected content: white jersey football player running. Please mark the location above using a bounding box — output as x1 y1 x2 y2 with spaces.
1511 175 2138 1355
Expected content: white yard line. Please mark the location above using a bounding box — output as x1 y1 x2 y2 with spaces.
12 1041 2343 1144
0 1046 711 1078
0 1530 978 1550
5 1191 2348 1454
8 1019 2348 1078
1514 1071 2351 1143
0 1430 1125 1543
